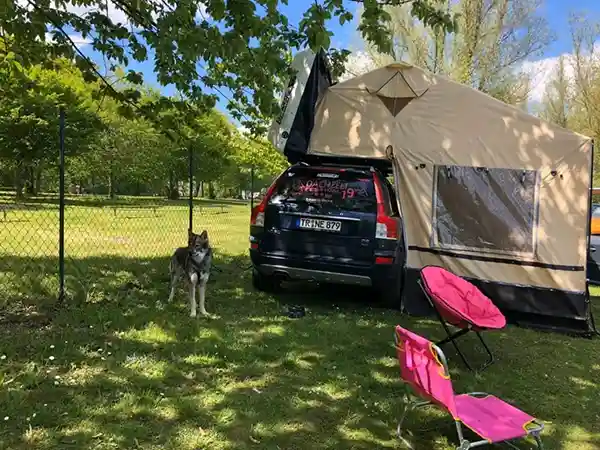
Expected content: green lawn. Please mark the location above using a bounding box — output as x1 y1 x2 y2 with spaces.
1 197 599 449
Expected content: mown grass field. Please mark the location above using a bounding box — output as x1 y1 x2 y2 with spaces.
1 195 599 449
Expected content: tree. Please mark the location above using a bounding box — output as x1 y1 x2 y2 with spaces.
1 0 457 135
539 14 600 184
217 133 287 198
350 0 552 106
539 56 571 128
0 56 103 198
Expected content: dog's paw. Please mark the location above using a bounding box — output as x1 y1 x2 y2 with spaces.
190 311 197 318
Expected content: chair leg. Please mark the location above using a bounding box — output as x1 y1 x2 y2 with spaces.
474 331 495 371
397 402 410 438
436 327 470 346
397 398 430 449
533 434 544 450
437 322 474 372
419 281 475 371
454 421 471 450
396 402 415 449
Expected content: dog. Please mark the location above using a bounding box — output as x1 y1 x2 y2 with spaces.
167 229 213 317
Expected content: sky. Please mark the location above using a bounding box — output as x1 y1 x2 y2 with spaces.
62 0 600 122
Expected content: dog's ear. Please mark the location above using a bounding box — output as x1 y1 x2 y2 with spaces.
187 229 195 246
199 230 208 240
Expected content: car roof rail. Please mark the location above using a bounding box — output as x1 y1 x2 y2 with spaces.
316 161 375 171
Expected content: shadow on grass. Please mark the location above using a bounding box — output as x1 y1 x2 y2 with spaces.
0 254 599 449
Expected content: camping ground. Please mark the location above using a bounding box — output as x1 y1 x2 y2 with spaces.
0 197 599 450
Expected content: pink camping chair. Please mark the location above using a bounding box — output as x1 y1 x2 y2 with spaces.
394 325 544 449
419 266 506 371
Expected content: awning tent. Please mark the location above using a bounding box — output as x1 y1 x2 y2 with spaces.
271 56 595 333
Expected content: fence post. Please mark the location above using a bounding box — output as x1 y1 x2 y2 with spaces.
188 144 193 234
58 106 65 303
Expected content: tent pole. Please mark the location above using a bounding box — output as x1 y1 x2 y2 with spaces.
587 140 599 336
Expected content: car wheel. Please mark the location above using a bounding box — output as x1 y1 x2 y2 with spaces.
252 269 279 292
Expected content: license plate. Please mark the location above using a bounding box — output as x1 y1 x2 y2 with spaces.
298 218 342 232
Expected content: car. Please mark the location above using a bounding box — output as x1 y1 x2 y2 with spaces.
591 203 600 235
588 203 600 285
249 162 405 307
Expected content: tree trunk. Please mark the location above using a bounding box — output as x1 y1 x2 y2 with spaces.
208 182 215 199
456 0 484 85
168 171 179 200
108 168 116 199
25 166 35 195
14 163 25 200
200 181 204 197
194 180 201 197
34 164 42 196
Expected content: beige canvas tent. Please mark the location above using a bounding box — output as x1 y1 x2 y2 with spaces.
305 62 594 332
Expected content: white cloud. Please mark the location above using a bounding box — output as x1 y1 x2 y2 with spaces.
17 0 127 23
520 55 575 104
521 42 600 104
342 50 581 105
44 32 92 48
61 1 128 24
19 0 207 26
340 50 377 82
237 123 250 135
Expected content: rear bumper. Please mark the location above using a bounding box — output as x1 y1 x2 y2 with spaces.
250 250 399 288
257 263 372 286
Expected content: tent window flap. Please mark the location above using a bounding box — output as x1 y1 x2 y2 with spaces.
431 165 540 256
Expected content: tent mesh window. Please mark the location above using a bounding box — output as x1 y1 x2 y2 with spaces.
432 165 540 256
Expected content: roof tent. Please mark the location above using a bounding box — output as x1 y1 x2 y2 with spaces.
268 48 333 164
269 52 595 334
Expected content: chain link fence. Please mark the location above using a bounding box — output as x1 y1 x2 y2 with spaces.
0 144 261 319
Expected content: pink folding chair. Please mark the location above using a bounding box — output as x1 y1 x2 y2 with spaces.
419 266 506 371
394 325 544 449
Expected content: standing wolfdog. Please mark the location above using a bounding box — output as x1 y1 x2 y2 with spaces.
167 230 212 317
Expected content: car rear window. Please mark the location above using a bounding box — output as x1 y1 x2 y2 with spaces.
269 169 377 213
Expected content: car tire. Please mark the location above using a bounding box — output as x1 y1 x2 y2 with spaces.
252 269 279 293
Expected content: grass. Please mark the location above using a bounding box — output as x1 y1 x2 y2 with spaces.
1 196 600 449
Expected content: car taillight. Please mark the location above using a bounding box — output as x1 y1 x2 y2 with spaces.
373 174 398 239
250 199 267 227
250 173 283 227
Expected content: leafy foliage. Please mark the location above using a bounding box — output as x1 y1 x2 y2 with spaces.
0 52 287 200
348 0 552 107
540 14 600 184
1 0 457 134
0 56 103 197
